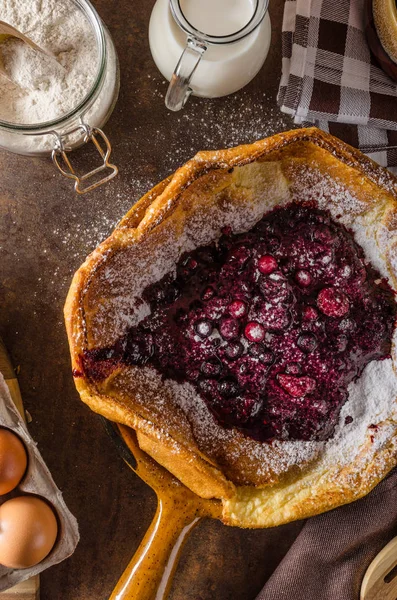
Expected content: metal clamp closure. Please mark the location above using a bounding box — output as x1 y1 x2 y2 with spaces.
52 124 118 195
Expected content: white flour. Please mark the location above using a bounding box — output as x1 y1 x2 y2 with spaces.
0 0 98 124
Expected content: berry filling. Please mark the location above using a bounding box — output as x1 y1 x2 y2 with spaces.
81 204 396 442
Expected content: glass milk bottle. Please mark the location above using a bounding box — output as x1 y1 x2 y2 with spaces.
149 0 271 111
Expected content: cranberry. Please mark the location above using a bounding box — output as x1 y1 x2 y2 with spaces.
258 255 278 275
195 319 213 338
218 377 239 398
224 341 244 360
201 358 222 378
297 333 318 353
317 287 350 317
219 317 240 340
295 270 312 287
277 374 316 398
228 300 248 319
244 322 265 342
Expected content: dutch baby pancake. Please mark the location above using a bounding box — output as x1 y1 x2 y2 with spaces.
65 128 397 527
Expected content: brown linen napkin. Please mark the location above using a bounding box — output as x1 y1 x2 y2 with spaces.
279 0 397 172
257 468 397 599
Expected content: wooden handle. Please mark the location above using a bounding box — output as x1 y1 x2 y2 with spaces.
0 578 39 600
110 496 200 600
0 338 14 380
361 536 397 599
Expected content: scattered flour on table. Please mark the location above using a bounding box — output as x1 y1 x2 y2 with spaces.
29 90 291 305
0 0 98 124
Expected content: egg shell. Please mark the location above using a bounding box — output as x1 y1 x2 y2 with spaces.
0 497 58 569
0 428 27 495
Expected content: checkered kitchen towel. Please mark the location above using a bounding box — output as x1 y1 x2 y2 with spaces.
279 0 397 172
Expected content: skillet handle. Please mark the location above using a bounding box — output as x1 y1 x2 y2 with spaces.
109 495 201 600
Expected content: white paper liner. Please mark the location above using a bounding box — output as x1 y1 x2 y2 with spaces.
0 374 79 591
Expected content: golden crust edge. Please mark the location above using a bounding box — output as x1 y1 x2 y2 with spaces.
222 422 397 527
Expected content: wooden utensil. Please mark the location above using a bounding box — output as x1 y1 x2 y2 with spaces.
0 337 39 600
373 0 397 64
365 0 397 82
104 421 222 600
0 20 54 85
361 536 397 599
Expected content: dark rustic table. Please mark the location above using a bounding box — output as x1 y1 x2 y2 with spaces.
0 1 306 599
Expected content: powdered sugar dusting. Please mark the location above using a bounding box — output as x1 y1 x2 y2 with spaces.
325 359 397 467
289 164 367 220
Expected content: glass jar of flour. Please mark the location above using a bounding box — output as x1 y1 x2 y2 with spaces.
0 0 120 194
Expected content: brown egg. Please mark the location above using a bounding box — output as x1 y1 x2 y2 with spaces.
0 496 58 568
0 429 27 495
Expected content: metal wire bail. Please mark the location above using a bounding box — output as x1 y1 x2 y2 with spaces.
52 124 118 195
